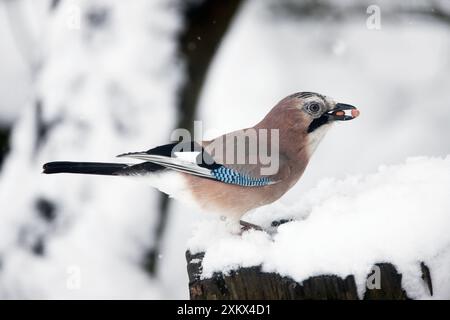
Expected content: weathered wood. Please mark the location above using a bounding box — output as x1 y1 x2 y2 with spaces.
363 263 408 300
420 262 433 296
187 251 431 300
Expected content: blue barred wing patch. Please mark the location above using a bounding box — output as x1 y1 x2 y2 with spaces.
211 166 272 187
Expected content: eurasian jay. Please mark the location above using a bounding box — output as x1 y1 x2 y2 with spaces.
43 92 359 226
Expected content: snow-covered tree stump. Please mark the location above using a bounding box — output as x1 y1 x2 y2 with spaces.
184 156 450 300
186 251 432 300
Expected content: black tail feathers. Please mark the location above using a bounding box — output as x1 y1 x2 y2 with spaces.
43 161 165 176
43 161 129 175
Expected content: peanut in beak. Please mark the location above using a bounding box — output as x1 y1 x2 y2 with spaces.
351 109 360 118
335 109 360 119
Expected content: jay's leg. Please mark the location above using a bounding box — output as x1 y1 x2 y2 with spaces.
239 220 264 232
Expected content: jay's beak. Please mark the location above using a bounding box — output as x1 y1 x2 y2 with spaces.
327 103 360 121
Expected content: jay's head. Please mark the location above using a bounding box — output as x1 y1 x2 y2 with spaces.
288 92 359 134
264 92 360 156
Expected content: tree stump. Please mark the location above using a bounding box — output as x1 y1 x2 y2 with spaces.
186 251 433 300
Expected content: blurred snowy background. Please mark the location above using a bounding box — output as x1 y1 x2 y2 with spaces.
0 0 449 299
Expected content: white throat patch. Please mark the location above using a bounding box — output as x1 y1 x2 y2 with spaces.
306 123 332 157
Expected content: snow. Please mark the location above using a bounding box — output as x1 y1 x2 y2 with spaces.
1 0 450 299
188 155 450 299
0 0 181 299
0 5 32 125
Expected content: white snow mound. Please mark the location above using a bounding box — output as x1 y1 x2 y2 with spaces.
187 155 450 299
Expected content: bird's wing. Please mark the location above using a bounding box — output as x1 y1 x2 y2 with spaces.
117 141 280 187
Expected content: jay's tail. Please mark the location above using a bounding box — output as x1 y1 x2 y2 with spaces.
42 161 163 176
43 161 128 175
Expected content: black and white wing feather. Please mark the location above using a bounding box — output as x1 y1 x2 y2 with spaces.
118 142 278 187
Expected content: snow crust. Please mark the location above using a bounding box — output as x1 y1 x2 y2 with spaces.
188 156 450 299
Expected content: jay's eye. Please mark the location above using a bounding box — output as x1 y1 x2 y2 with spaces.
305 103 323 117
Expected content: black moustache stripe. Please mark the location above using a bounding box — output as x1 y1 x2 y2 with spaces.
307 115 329 133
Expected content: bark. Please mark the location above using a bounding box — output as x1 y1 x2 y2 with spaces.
186 251 432 300
0 126 11 170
